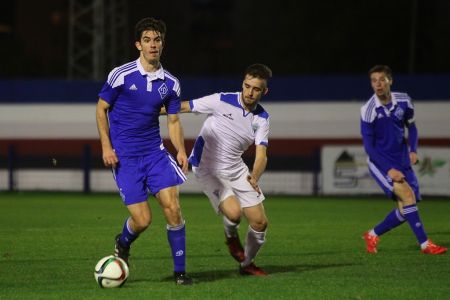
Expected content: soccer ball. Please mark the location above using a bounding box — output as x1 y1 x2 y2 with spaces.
94 255 129 288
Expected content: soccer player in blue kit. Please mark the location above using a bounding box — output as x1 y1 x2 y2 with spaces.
96 17 193 284
361 65 447 255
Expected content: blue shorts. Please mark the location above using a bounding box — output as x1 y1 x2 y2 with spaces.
367 159 421 201
112 150 186 205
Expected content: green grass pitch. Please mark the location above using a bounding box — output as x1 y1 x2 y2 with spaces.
0 192 449 299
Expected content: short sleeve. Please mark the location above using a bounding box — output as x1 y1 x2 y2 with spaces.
189 93 221 114
255 117 270 147
98 69 122 104
164 89 181 114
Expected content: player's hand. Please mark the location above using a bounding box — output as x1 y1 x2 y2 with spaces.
409 152 419 165
102 148 118 168
388 168 405 183
247 175 261 195
177 151 188 174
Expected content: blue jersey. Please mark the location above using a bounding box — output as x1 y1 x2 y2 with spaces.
360 92 418 173
98 58 181 156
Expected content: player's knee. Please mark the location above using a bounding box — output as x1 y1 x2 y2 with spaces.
220 197 241 221
250 218 268 232
260 219 269 231
224 209 241 223
398 189 416 205
395 182 416 205
133 215 151 231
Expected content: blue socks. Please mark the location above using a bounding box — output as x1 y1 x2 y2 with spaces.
119 218 139 248
167 222 186 273
117 218 187 273
374 208 405 236
373 205 428 244
403 204 428 244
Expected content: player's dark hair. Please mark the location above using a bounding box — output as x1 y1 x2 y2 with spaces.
369 65 392 80
134 17 166 42
245 64 273 81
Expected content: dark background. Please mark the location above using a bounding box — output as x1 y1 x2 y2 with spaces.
1 0 450 79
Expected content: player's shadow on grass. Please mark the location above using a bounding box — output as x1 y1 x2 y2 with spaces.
159 262 357 283
160 269 238 283
264 262 358 275
427 230 450 236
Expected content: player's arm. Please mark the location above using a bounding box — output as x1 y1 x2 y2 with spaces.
166 113 188 173
406 115 419 165
404 97 419 165
161 101 192 115
247 145 268 194
96 98 118 168
361 119 389 172
167 93 219 115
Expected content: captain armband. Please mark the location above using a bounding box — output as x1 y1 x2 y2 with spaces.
406 118 415 125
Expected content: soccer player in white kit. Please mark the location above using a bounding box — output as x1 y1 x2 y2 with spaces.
183 64 272 275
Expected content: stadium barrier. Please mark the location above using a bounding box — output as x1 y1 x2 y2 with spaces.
1 137 449 195
1 96 450 195
0 138 319 195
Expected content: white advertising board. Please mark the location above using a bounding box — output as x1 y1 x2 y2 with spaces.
322 146 450 196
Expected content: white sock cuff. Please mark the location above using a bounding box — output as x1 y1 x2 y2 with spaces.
248 225 266 241
126 218 137 235
167 220 185 231
403 205 418 215
223 216 240 238
223 216 239 227
420 240 429 249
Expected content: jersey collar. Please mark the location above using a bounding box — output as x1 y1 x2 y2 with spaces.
136 58 165 81
238 92 260 114
374 93 398 111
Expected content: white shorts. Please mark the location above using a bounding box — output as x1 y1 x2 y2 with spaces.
192 164 265 214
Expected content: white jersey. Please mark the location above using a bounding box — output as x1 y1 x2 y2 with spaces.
188 92 270 171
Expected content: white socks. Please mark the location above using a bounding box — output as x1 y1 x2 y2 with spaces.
420 240 429 249
241 226 266 267
223 216 239 238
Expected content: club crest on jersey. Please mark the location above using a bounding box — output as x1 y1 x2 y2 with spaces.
158 83 168 99
393 107 404 120
252 124 259 132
